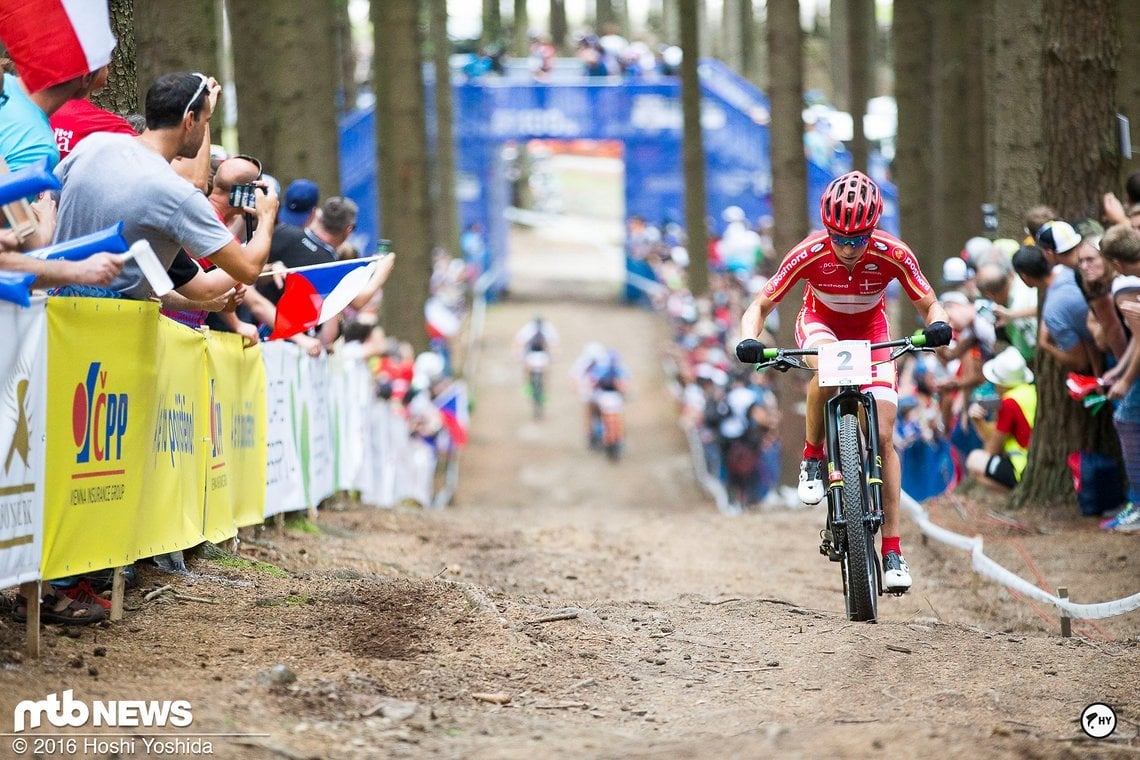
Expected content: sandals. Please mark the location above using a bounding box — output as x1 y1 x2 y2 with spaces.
12 591 106 625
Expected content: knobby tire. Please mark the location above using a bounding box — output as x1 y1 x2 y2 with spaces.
839 413 877 622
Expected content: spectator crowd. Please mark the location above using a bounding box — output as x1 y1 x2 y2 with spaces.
0 2 474 625
627 184 1140 533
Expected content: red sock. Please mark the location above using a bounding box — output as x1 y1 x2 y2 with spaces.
803 441 825 460
881 536 901 557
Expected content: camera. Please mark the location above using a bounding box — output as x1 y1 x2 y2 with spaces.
229 183 259 209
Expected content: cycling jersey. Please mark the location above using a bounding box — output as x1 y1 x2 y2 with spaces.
762 230 933 325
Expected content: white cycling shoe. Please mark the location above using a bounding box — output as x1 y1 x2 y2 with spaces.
797 458 825 505
883 551 912 593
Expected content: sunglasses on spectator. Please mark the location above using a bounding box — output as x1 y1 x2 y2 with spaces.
830 232 871 248
181 72 209 122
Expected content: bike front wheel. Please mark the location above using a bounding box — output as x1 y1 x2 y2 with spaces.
838 413 878 622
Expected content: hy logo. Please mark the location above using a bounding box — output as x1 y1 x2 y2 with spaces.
13 690 193 732
72 362 128 464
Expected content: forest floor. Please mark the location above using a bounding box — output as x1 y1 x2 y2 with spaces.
0 219 1137 760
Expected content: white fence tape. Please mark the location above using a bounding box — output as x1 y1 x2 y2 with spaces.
901 491 1140 620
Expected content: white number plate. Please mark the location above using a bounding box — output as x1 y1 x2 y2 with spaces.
817 340 873 387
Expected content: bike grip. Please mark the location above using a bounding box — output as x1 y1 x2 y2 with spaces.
25 222 128 261
762 347 778 360
0 158 61 206
911 331 928 348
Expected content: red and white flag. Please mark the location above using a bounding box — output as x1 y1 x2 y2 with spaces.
0 0 115 93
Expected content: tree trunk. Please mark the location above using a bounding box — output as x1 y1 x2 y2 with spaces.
661 0 680 43
679 0 708 297
768 0 808 486
985 0 1044 240
721 0 742 73
929 1 987 262
512 0 529 58
335 0 357 112
431 0 461 258
483 0 502 49
374 0 432 351
738 0 757 85
549 0 569 54
92 0 138 115
1040 0 1120 220
845 0 873 172
768 0 806 257
893 1 933 258
829 0 848 110
133 0 216 104
1013 0 1122 510
1118 0 1140 182
596 0 615 31
229 0 340 199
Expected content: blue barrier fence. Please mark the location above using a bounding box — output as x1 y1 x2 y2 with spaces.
338 59 897 294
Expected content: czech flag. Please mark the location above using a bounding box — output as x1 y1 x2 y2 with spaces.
433 380 469 447
269 259 378 340
0 0 116 94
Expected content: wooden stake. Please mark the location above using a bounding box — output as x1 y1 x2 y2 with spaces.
19 581 40 658
110 567 125 622
1058 587 1071 638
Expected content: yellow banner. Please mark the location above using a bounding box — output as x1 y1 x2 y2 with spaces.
43 300 202 579
203 332 267 535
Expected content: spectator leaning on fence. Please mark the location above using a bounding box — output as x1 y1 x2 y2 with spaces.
53 72 278 304
1098 224 1140 532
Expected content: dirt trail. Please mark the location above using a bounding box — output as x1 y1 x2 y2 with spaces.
0 220 1136 759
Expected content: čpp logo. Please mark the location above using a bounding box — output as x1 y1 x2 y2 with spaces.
72 362 128 464
13 690 193 732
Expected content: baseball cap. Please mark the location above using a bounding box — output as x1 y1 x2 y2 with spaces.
1034 220 1081 255
279 179 319 226
941 257 973 285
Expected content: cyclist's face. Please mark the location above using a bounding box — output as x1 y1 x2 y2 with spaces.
831 238 869 266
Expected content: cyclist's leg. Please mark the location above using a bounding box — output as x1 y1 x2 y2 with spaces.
868 330 910 591
796 310 837 503
874 396 901 538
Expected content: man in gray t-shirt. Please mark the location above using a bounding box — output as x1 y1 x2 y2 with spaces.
54 132 233 299
53 72 278 301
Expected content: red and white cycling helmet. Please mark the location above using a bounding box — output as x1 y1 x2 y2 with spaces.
819 170 882 235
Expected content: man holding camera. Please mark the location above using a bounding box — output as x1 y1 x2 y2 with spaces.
53 72 278 304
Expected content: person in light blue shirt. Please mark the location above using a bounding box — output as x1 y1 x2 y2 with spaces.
0 71 59 173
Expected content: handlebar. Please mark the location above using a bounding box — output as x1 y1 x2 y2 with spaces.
753 333 932 373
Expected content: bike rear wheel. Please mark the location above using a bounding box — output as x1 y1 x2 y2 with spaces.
838 413 878 622
530 370 545 419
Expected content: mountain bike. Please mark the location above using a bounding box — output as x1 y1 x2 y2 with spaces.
524 350 550 420
595 389 625 461
751 333 932 622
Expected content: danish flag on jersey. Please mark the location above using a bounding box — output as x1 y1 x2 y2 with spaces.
0 0 116 93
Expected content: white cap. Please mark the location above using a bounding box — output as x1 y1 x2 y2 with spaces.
982 346 1034 387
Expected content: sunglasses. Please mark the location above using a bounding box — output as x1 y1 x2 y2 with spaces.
181 72 209 122
830 233 871 248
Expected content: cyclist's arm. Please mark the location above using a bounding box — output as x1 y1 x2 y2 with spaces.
740 291 777 340
914 291 949 326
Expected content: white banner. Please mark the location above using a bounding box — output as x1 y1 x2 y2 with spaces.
330 347 375 495
261 341 305 517
301 353 335 506
0 297 46 587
